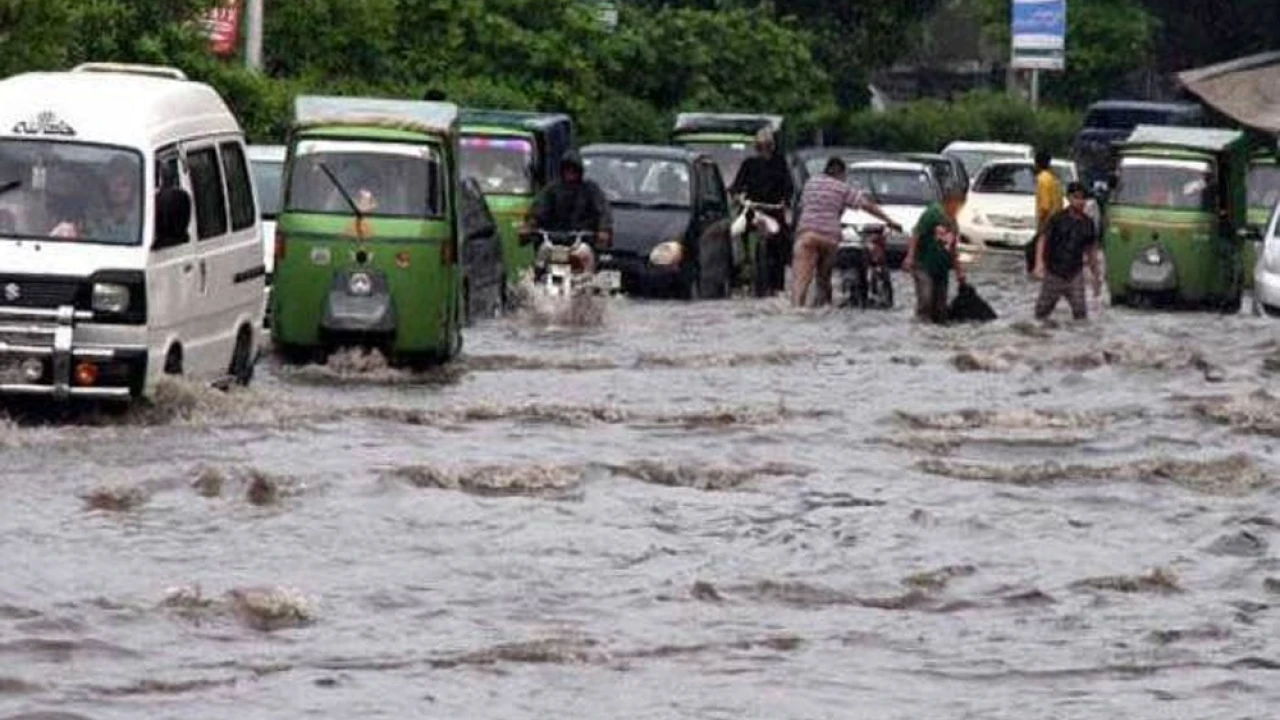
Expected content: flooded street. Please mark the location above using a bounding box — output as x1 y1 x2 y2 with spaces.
3 254 1280 720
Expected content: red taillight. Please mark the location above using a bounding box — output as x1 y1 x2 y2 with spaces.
274 228 286 261
395 251 410 269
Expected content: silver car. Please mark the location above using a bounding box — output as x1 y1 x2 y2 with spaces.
1254 199 1280 317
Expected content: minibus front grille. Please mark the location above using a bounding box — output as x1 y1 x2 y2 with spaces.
0 276 80 310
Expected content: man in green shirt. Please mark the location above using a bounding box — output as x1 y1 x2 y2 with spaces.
903 185 966 323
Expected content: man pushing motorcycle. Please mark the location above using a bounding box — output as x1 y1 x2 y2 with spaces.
521 150 613 279
729 127 794 295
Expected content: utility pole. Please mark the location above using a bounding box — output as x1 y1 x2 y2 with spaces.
245 0 264 71
1030 68 1040 110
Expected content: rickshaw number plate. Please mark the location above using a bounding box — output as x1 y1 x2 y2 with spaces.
597 271 622 290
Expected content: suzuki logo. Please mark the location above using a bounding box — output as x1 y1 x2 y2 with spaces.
3 283 20 302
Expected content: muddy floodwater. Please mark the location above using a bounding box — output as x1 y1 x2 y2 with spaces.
3 254 1280 719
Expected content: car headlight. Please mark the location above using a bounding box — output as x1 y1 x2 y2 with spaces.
348 271 374 296
91 283 130 314
649 240 683 266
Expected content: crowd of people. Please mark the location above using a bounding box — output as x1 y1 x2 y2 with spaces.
520 127 1102 324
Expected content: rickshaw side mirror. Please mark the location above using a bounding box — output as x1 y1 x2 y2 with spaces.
153 187 192 250
1238 225 1263 243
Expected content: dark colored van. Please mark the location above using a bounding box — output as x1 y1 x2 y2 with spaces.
1073 101 1203 188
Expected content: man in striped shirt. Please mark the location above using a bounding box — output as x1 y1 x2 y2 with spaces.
792 156 901 307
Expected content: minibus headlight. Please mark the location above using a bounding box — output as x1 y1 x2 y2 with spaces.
91 283 130 314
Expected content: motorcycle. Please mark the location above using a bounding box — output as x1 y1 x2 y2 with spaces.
731 199 788 297
524 230 622 299
837 223 894 310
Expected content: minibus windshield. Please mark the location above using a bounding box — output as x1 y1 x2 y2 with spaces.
0 141 143 246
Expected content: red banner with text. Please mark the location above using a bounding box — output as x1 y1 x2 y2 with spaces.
204 0 243 58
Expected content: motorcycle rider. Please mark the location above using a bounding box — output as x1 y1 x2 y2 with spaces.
729 127 794 294
522 150 613 278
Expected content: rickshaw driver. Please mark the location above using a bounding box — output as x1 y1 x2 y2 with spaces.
521 150 613 278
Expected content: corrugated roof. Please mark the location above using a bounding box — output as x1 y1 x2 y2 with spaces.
1177 51 1280 135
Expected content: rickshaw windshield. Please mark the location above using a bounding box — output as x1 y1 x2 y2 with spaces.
251 159 284 218
460 136 534 195
287 139 444 219
1114 158 1214 211
583 155 692 208
847 168 936 206
680 143 751 187
0 140 143 246
1248 164 1280 211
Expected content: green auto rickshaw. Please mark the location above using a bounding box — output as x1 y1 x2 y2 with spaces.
459 110 573 292
671 113 784 193
1247 151 1280 289
271 95 464 364
1104 125 1259 312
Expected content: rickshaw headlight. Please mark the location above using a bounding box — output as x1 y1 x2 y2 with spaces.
649 240 683 266
91 283 130 314
1144 247 1163 265
347 272 374 297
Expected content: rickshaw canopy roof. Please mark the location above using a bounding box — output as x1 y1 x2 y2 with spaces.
294 96 458 136
672 113 783 136
1121 125 1247 154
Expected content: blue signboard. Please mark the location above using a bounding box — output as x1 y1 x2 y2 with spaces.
1011 0 1066 71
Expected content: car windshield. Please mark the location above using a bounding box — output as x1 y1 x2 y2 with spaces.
973 165 1037 195
680 143 751 187
583 155 692 208
286 140 443 218
847 168 936 206
250 159 284 219
948 150 1025 178
1113 159 1214 211
1248 164 1280 210
0 140 143 246
460 135 534 195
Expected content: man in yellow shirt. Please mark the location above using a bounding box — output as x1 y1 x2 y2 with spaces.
1029 149 1063 273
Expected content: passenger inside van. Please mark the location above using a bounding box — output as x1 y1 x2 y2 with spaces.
49 154 141 243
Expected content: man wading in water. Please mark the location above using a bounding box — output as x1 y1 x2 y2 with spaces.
903 185 966 323
1033 181 1101 321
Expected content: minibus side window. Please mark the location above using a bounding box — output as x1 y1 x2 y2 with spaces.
219 142 257 232
187 147 229 240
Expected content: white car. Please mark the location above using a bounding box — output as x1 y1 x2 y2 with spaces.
941 141 1034 181
957 159 1079 249
840 160 941 266
1255 199 1280 317
247 145 284 323
0 63 265 400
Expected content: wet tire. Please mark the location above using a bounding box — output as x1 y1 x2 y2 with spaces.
229 327 255 387
163 346 183 376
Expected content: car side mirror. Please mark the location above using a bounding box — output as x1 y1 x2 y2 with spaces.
152 187 191 250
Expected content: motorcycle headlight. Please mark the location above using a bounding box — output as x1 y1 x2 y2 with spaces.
348 271 374 297
649 240 683 266
91 283 130 314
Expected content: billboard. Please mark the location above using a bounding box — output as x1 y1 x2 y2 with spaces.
204 0 243 58
1011 0 1066 71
